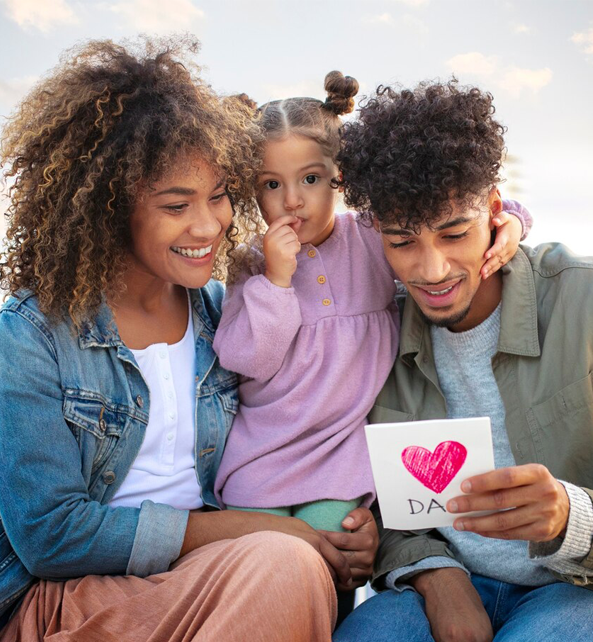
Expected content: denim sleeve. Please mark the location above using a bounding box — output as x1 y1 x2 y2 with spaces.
127 501 189 576
0 309 186 579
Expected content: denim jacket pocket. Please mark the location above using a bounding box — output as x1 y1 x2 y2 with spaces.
63 391 131 475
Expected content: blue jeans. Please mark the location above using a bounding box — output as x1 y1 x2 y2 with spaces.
333 574 593 641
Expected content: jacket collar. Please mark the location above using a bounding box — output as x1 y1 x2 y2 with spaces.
78 288 215 349
399 246 541 366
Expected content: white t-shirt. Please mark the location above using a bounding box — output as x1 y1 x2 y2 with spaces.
110 305 204 510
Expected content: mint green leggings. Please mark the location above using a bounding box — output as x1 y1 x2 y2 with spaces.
227 498 361 532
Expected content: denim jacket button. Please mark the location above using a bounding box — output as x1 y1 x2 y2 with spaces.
102 471 116 484
99 418 107 432
135 395 144 408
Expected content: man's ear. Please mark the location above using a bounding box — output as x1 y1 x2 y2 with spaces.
488 188 503 229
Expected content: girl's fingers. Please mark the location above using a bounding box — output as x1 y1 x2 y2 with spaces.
482 232 511 278
266 214 301 233
267 225 298 241
491 211 512 228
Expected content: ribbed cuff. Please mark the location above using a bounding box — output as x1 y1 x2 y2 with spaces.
502 199 533 241
529 481 593 566
255 274 296 294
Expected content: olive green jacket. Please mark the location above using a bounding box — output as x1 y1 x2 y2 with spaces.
371 244 593 589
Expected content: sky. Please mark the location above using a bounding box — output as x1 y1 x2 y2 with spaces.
0 0 592 253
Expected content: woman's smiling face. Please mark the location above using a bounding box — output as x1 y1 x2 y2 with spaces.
128 155 233 289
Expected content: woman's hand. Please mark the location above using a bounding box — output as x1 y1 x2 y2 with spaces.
182 508 352 587
481 211 523 280
263 214 302 288
318 507 379 591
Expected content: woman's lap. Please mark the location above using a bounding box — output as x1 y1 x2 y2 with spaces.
1 532 336 642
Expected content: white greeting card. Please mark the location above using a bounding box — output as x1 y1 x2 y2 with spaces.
365 417 495 529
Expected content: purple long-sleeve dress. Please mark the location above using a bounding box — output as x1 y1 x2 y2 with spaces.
213 212 399 508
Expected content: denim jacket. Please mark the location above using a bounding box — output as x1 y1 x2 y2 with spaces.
0 281 238 623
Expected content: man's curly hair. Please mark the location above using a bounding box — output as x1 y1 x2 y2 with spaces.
0 36 263 326
338 79 506 229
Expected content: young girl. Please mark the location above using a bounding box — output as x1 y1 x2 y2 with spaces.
213 71 531 533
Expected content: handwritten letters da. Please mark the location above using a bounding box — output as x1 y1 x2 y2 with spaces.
365 418 495 529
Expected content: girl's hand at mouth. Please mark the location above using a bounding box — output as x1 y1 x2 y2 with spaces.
264 214 302 288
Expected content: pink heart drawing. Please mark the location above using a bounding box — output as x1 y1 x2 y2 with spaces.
401 441 468 494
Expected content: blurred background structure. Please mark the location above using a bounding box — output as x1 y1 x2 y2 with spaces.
1 0 591 252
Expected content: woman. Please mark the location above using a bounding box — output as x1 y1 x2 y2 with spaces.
0 38 376 641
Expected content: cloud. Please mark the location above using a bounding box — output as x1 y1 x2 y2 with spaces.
446 51 552 97
365 12 428 36
571 26 593 55
0 76 38 112
447 52 498 76
108 0 204 33
2 0 77 32
499 66 552 96
512 23 532 35
365 13 394 25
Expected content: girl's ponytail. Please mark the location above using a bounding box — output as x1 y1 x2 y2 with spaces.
323 71 359 116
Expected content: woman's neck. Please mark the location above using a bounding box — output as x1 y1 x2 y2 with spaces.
109 264 189 350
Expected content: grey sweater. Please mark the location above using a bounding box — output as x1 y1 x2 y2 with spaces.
387 304 593 589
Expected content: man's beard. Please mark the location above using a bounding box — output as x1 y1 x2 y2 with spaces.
418 302 472 329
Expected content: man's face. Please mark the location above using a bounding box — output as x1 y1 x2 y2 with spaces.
379 194 502 332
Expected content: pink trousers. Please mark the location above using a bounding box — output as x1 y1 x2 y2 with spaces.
0 531 337 642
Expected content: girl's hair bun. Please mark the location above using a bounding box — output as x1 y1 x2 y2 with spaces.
323 70 359 116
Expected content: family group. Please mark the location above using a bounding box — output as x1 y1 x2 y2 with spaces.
0 36 592 641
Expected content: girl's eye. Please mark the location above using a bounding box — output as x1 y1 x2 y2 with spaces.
265 180 280 190
304 175 318 185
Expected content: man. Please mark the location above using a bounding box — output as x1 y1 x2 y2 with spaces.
333 80 593 641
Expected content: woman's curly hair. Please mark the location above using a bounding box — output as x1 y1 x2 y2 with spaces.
0 36 264 326
338 79 506 229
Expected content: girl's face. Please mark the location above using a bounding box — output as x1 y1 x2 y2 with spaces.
128 155 232 289
257 135 340 247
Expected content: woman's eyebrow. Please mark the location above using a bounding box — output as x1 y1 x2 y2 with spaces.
152 186 196 197
152 180 225 197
